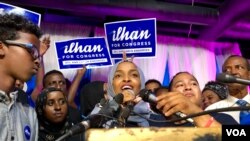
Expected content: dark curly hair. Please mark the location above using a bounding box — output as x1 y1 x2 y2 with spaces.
0 13 42 41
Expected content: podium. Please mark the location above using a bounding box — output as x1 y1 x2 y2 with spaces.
85 127 221 141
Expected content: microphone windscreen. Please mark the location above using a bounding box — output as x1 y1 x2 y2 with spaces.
216 73 236 83
139 89 151 101
113 93 124 104
100 98 107 106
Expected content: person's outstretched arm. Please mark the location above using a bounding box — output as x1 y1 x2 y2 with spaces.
156 91 222 127
68 66 87 108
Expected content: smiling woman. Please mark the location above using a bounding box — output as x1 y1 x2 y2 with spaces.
86 59 151 128
107 60 146 98
104 59 151 127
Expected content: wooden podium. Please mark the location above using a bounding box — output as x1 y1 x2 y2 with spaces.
85 127 221 141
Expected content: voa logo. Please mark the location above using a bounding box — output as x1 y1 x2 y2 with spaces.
226 129 246 136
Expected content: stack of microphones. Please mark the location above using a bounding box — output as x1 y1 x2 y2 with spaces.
55 93 125 141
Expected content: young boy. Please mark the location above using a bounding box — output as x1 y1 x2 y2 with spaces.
0 13 42 140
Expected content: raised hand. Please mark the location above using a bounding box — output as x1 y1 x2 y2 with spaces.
40 35 50 56
76 65 87 77
122 51 134 62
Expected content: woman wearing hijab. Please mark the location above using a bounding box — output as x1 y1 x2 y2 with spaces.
107 59 151 127
35 87 84 141
88 59 151 127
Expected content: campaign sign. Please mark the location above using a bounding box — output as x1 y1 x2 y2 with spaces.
55 37 112 70
0 2 41 26
105 18 157 58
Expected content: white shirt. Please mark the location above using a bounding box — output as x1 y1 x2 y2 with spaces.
205 93 250 123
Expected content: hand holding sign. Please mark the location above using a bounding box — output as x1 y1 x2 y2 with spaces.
55 37 112 70
105 18 157 59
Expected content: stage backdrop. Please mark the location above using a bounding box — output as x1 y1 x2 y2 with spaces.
38 23 241 93
92 26 241 89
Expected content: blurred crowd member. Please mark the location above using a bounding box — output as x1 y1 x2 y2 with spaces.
202 81 228 109
206 55 250 124
79 81 107 118
14 80 29 105
0 13 42 140
145 79 162 93
15 79 26 90
36 87 84 141
67 67 87 109
145 79 165 114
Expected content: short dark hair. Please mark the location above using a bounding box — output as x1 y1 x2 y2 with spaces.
145 79 162 86
0 13 42 41
168 71 199 91
223 55 250 71
43 70 65 87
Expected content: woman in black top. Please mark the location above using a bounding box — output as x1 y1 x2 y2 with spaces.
36 87 84 141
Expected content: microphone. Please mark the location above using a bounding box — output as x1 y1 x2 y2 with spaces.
139 88 194 123
99 93 123 116
55 120 90 141
120 101 135 121
120 90 136 120
56 93 124 141
216 73 250 85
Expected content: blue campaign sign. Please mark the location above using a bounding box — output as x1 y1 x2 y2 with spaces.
55 37 113 70
105 18 157 58
0 2 41 26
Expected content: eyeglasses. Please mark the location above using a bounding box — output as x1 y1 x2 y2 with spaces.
4 40 39 59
